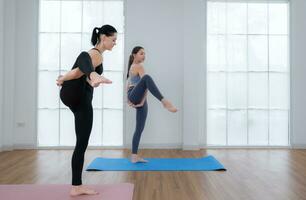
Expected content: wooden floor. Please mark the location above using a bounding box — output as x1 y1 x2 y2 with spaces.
1 149 306 200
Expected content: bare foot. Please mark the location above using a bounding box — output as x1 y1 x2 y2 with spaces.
131 154 149 163
161 99 178 113
70 185 99 197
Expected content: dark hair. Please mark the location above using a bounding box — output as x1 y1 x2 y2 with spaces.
91 24 117 46
127 46 144 79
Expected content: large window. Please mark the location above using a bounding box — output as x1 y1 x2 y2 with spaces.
37 0 124 147
207 1 289 146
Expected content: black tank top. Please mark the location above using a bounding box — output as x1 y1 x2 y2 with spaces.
90 48 103 75
71 49 103 75
63 49 104 96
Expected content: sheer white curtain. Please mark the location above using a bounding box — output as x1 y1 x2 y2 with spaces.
207 0 289 146
37 0 124 147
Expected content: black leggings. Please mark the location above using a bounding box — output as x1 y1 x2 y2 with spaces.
127 74 164 154
60 83 93 186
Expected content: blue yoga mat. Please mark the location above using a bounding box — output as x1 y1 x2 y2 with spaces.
86 155 226 171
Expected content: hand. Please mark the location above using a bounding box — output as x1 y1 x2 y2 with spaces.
89 72 112 87
56 75 64 86
127 100 144 108
87 77 100 88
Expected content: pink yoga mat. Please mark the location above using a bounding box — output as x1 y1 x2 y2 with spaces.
0 183 134 200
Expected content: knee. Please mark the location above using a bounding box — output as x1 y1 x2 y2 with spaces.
142 74 152 81
136 124 146 133
134 126 144 136
132 132 141 141
75 141 89 153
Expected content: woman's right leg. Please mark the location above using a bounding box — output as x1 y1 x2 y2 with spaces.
71 101 93 186
128 74 163 104
70 96 98 196
128 74 177 112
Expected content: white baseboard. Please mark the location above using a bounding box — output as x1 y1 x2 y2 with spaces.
14 144 36 149
291 144 306 149
199 144 292 149
182 145 200 150
7 144 183 150
0 145 14 152
0 144 36 152
124 143 182 149
38 146 125 150
1 144 298 152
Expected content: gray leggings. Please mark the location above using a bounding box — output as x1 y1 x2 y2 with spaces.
127 74 164 154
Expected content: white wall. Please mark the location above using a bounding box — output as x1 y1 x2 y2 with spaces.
124 0 207 150
0 0 4 151
183 0 207 149
1 0 38 151
1 0 306 150
1 0 16 151
13 0 38 147
290 0 306 148
124 0 184 148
